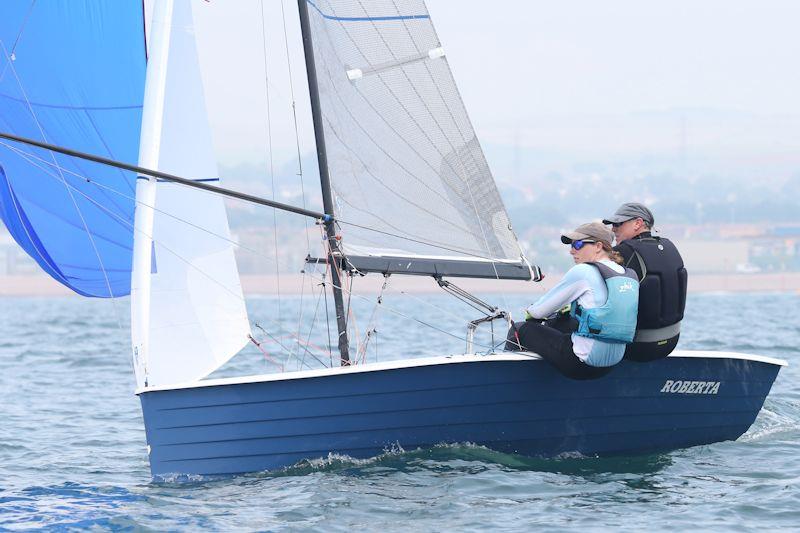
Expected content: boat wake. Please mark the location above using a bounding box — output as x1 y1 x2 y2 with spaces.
740 398 800 442
150 441 677 485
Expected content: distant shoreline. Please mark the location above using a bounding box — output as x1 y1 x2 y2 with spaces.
2 272 799 297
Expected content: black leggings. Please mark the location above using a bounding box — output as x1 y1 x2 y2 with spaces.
506 320 614 380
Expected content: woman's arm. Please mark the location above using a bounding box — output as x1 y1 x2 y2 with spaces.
527 265 592 319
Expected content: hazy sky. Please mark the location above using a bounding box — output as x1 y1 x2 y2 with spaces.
193 1 800 170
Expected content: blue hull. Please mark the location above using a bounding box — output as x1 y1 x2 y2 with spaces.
138 353 783 478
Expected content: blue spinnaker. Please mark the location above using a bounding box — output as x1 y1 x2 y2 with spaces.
0 2 146 297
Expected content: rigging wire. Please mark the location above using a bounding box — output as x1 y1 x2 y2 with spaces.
296 1 520 361
296 11 531 304
6 137 493 363
1 142 501 358
336 219 517 263
299 264 333 370
311 224 336 366
2 136 527 267
0 141 344 368
387 0 514 316
0 3 519 379
2 144 311 360
248 334 284 371
0 39 124 332
259 0 282 334
0 2 37 83
279 0 317 366
320 265 334 366
0 141 281 268
309 38 473 234
357 275 390 364
279 0 311 253
394 287 469 322
3 141 501 352
254 320 328 370
316 1 525 318
311 22 470 213
21 147 344 373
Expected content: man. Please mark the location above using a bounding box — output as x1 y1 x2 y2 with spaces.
603 203 687 361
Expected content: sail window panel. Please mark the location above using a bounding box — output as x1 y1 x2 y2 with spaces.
307 0 524 267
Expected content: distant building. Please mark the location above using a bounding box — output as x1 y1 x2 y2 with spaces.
667 239 749 273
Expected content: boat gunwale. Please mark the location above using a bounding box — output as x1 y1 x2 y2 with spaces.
136 349 787 395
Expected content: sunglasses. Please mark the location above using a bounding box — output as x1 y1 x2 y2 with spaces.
571 240 596 250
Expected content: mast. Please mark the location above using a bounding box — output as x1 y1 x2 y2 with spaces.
297 0 351 365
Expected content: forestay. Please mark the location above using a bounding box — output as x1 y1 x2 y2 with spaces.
0 2 146 297
131 1 250 388
304 0 530 279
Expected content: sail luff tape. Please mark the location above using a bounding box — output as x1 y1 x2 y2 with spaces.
346 47 445 81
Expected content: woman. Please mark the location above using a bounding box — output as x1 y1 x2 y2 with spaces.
510 222 639 379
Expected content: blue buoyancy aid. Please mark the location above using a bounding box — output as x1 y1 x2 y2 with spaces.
570 262 640 344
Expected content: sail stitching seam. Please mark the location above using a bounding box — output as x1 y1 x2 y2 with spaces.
0 39 119 305
322 3 516 264
311 7 479 215
390 1 508 286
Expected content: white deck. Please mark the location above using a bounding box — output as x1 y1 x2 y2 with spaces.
136 349 787 394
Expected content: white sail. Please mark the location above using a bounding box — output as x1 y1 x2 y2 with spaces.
131 0 250 389
305 0 527 274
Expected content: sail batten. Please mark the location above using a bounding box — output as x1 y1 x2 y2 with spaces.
305 0 529 279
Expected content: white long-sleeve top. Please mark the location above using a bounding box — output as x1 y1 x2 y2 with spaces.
527 259 626 367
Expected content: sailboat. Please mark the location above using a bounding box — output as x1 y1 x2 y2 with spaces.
0 1 785 478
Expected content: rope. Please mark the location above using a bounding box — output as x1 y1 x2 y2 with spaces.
0 2 37 83
3 138 499 354
248 334 284 371
0 141 283 267
2 137 528 270
259 0 282 333
388 0 514 314
357 275 390 364
0 39 123 331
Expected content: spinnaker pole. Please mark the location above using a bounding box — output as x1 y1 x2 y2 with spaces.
297 0 351 365
0 132 330 222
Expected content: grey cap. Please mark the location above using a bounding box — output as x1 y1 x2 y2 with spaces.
602 202 654 226
561 222 614 247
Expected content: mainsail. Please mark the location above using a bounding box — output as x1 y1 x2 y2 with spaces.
131 1 250 388
304 0 530 279
0 2 147 297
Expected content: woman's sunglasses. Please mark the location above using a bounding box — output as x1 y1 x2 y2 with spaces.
571 240 596 250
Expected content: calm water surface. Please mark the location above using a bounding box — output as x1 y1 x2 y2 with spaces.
0 292 798 530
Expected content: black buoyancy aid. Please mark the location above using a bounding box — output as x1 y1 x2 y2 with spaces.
623 235 687 340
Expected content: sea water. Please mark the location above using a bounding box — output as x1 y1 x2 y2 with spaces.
0 292 798 530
